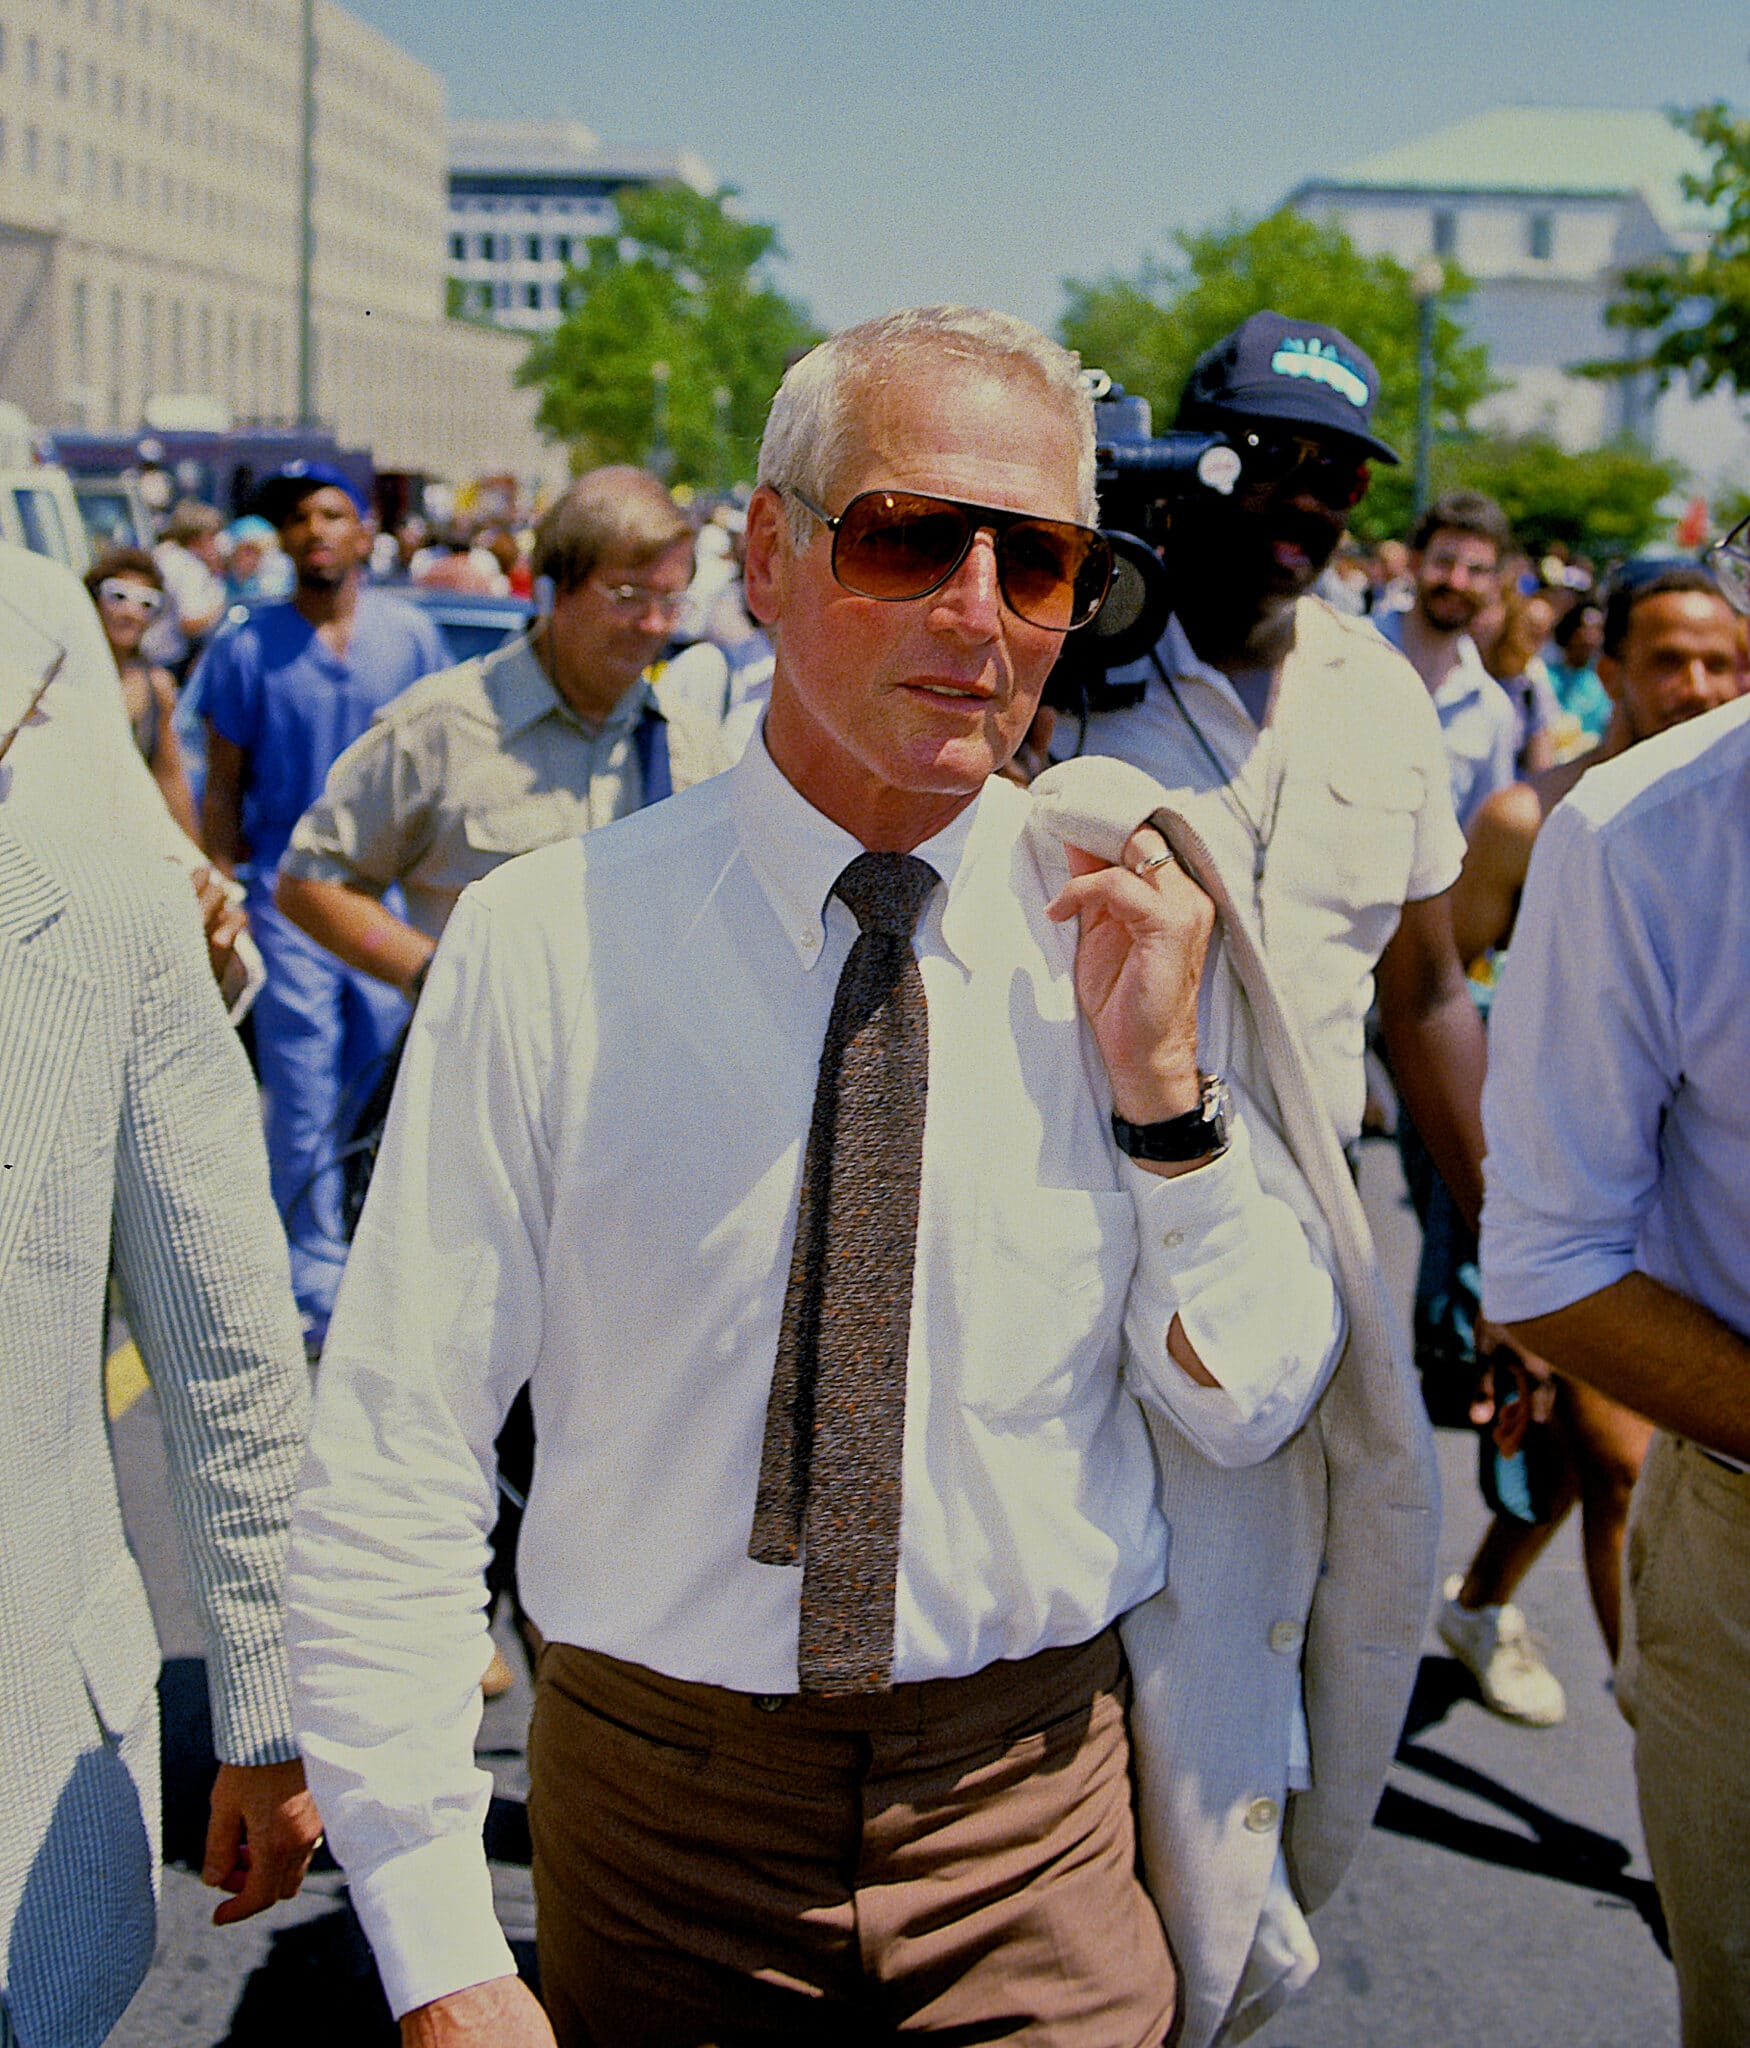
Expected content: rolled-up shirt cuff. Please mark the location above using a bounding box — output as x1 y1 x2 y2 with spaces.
345 1832 517 2019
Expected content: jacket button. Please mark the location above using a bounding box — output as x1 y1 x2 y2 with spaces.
1244 1797 1280 1833
1269 1620 1303 1654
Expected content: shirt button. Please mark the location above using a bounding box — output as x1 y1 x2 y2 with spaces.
1161 1229 1185 1249
1244 1797 1281 1833
1269 1620 1303 1655
753 1694 786 1714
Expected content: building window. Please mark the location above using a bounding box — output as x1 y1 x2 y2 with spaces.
54 135 71 187
449 232 464 261
25 34 39 83
1527 211 1553 262
54 47 69 94
525 234 540 261
554 236 572 265
1431 207 1457 258
525 282 541 309
24 125 38 175
494 281 511 310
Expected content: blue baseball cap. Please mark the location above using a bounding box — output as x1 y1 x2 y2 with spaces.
249 460 370 525
1175 312 1401 465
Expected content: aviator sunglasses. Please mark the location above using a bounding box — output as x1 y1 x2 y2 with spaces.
1703 514 1750 616
786 486 1113 633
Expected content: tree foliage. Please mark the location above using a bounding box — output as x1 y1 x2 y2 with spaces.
1429 432 1682 560
1599 104 1750 400
1058 210 1496 539
518 184 821 486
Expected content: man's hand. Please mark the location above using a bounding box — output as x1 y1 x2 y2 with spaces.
400 1977 556 2046
190 863 249 995
1047 822 1214 1124
202 1758 324 1926
1474 1318 1556 1445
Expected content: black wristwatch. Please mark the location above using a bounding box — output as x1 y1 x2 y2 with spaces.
1111 1074 1231 1163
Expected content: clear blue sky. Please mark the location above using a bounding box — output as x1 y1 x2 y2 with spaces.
351 0 1746 332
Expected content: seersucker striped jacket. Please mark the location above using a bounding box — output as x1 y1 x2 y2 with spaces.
0 819 309 2048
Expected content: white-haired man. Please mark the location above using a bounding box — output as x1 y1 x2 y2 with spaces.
286 309 1354 2047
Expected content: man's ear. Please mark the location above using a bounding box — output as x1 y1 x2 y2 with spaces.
1596 652 1623 704
743 485 788 626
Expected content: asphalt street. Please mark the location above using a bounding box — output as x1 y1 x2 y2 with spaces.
105 1136 1679 2046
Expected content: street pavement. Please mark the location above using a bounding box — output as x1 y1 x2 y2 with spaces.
106 1136 1679 2046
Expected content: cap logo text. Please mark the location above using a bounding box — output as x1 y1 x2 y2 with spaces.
1269 337 1369 410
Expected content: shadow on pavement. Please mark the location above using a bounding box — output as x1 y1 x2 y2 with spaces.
1381 1655 1668 1953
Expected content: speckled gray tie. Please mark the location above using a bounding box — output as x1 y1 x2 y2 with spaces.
748 850 939 1695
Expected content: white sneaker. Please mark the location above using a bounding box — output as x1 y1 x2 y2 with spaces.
1437 1574 1567 1726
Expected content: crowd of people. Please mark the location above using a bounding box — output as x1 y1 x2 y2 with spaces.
3 298 1747 2048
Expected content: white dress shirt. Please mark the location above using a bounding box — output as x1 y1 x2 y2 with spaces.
1482 694 1750 1342
287 730 1342 2017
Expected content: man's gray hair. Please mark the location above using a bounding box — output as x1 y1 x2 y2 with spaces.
758 307 1097 547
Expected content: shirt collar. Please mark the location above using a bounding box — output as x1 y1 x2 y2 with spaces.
727 723 986 974
488 632 657 741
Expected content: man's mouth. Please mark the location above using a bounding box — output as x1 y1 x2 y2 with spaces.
909 678 993 703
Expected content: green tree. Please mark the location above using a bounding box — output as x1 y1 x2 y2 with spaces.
1430 431 1682 560
518 184 820 487
1059 209 1495 539
1598 104 1750 401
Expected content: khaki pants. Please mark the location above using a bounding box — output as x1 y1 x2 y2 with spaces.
528 1631 1176 2047
1618 1432 1750 2047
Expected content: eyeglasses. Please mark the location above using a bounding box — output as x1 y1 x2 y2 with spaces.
594 580 688 621
96 577 166 615
786 487 1112 633
1234 430 1372 511
1705 515 1750 616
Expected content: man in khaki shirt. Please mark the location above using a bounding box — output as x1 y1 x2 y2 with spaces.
276 466 726 996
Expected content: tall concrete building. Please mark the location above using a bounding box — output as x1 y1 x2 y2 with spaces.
1289 106 1750 491
447 118 714 333
0 0 552 484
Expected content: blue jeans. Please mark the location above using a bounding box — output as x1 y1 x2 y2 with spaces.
248 884 407 1342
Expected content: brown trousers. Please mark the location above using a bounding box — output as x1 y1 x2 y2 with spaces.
528 1630 1176 2047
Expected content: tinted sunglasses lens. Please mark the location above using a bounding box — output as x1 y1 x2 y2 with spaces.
834 493 972 600
1244 435 1368 509
999 519 1111 630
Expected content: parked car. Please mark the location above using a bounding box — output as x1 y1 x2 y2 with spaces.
0 465 89 575
400 584 537 664
72 473 157 555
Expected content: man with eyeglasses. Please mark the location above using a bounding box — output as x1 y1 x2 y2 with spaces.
276 466 724 1007
285 307 1354 2047
1481 537 1750 2044
195 462 449 1355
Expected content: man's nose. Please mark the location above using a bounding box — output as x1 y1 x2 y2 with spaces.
928 531 1003 638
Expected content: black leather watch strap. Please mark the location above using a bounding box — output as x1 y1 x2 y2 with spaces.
1110 1074 1231 1162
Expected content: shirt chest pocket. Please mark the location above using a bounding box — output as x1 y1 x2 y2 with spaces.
1297 756 1424 916
457 796 584 883
952 1187 1135 1423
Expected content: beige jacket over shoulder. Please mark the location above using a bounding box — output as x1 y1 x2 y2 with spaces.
1030 758 1440 2048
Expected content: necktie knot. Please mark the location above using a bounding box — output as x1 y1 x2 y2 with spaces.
833 851 939 941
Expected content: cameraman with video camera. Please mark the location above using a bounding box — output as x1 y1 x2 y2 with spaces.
1065 315 1536 1705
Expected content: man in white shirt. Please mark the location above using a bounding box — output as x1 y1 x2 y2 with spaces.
286 308 1346 2047
1372 490 1521 831
1481 690 1750 2047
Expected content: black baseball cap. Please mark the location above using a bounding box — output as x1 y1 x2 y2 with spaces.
249 460 370 526
1175 312 1401 465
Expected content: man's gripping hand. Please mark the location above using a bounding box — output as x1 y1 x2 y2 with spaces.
1046 820 1213 1125
400 1977 557 2046
203 1758 324 1926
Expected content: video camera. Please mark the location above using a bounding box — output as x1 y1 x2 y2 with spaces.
1045 372 1241 720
